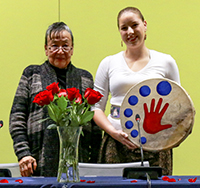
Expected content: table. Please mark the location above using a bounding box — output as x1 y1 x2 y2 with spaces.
0 176 199 188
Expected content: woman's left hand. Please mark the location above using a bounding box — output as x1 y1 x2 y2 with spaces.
19 156 37 177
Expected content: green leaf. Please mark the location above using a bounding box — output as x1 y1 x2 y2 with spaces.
47 124 57 129
80 111 94 124
47 105 57 122
50 102 62 121
57 96 68 111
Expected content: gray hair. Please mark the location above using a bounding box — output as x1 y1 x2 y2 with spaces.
45 22 74 46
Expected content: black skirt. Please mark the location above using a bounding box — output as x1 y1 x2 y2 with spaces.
98 133 173 175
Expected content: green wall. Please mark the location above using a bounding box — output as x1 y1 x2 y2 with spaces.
0 0 199 175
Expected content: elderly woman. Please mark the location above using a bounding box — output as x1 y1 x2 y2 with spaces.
9 22 101 177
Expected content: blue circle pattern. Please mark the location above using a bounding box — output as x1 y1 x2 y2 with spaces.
128 95 138 105
124 80 172 145
125 121 134 129
141 137 147 144
124 108 133 117
131 130 138 138
157 81 172 96
139 85 151 97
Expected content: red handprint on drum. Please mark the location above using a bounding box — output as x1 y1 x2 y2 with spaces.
143 98 172 134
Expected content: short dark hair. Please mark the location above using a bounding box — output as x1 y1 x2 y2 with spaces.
45 22 74 46
117 7 145 28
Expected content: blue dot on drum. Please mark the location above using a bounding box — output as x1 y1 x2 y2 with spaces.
139 85 151 97
125 121 134 129
141 137 147 144
157 81 172 96
128 95 138 106
131 130 138 138
124 108 133 117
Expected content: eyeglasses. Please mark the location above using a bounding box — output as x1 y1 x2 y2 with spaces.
48 45 72 53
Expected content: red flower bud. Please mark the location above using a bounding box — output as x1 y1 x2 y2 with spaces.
46 82 60 95
58 89 67 97
33 90 54 106
66 87 80 101
84 88 92 98
84 88 103 105
75 93 82 104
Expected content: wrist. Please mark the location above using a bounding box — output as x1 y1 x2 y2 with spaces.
108 127 118 139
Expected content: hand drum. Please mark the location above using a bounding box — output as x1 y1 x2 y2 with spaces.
120 78 195 151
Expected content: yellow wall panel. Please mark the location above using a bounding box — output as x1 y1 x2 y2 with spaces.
0 0 199 175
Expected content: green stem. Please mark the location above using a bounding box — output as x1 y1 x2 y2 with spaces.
83 103 91 115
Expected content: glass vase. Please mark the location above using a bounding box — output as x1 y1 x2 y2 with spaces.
57 125 82 183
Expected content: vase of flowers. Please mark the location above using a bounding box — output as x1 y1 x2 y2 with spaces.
57 125 82 182
33 82 103 182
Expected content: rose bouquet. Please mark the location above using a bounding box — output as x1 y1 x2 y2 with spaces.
33 82 103 182
33 82 103 129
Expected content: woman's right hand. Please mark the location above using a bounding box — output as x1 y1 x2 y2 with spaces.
111 129 138 150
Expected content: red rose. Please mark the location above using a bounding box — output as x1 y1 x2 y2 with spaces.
58 89 67 97
33 90 54 106
84 88 92 98
46 82 60 95
75 93 82 104
84 88 103 105
66 87 80 101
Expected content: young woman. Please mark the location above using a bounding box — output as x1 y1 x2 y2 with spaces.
92 7 180 175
